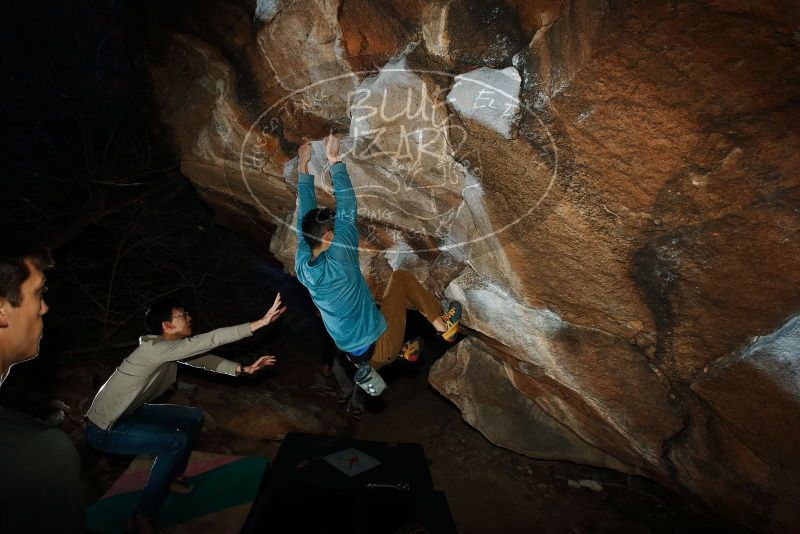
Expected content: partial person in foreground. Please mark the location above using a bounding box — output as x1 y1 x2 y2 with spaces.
294 133 462 403
84 293 286 534
0 236 85 533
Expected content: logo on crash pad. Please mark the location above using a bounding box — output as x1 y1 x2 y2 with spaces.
323 448 381 477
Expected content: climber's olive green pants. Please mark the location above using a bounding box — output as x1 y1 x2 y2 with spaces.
371 270 442 370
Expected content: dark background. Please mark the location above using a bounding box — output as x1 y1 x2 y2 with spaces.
0 0 302 403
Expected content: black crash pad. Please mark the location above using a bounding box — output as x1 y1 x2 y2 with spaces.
241 433 456 534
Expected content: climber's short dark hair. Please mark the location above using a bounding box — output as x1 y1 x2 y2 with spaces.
301 208 335 248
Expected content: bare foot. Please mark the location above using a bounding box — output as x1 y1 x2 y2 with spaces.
122 514 161 534
170 475 194 494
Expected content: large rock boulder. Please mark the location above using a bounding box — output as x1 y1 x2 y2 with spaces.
146 0 800 530
429 335 631 472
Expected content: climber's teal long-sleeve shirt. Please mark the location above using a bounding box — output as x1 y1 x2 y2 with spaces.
294 162 387 353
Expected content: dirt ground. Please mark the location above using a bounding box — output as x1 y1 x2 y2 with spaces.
351 358 729 534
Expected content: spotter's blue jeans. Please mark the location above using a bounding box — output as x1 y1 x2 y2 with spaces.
84 404 203 517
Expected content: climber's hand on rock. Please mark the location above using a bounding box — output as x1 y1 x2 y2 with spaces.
298 140 311 174
324 131 340 163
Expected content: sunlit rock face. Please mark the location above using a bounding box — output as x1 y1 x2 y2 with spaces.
147 0 800 529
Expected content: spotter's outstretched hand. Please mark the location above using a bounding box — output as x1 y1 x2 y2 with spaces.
250 293 287 332
241 355 277 374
